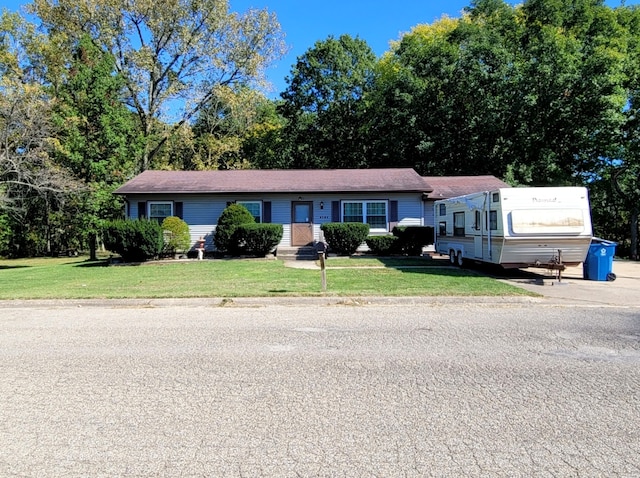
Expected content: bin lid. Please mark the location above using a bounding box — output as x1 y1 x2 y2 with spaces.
591 237 617 246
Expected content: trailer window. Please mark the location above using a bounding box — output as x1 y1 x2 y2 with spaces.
453 212 465 237
489 210 497 230
510 209 585 234
474 211 481 230
492 193 500 203
438 221 447 237
439 204 446 216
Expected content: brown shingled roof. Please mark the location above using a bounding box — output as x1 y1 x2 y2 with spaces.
423 175 510 199
114 169 432 195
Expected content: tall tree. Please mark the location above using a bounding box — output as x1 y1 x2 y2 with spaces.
30 0 287 171
367 9 519 175
279 34 377 168
509 0 627 185
190 85 271 170
241 98 287 169
53 35 142 258
367 0 627 185
1 12 78 224
611 3 640 259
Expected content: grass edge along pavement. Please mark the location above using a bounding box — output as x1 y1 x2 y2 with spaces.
0 255 537 300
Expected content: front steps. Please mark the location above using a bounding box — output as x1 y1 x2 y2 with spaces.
276 246 319 261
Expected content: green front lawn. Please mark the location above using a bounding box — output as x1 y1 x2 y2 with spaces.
0 256 535 299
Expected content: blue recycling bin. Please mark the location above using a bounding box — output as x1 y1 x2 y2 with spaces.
583 238 617 281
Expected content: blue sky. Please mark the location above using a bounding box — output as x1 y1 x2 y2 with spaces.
4 0 639 96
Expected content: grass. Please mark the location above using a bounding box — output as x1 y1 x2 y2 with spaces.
0 255 536 300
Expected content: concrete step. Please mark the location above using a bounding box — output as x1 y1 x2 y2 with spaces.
276 246 318 261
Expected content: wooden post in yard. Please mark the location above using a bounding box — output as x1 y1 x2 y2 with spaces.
316 241 327 291
320 251 327 291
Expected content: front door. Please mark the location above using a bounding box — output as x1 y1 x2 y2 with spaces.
291 201 314 246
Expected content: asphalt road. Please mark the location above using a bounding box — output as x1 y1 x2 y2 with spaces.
1 300 639 477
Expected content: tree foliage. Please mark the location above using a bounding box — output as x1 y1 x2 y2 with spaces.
278 34 377 168
2 0 640 259
30 0 287 171
367 0 627 185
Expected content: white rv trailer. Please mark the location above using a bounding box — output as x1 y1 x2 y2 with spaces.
434 187 592 269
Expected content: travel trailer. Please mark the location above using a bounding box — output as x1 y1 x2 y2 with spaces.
434 187 592 269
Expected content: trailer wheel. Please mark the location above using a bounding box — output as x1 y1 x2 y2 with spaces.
449 250 456 265
456 252 464 267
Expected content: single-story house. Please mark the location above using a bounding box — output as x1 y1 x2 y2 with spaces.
113 169 509 252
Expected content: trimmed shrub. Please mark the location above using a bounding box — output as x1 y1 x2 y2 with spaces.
392 226 434 256
236 223 283 257
103 219 164 262
213 203 255 255
321 222 370 255
161 216 191 255
365 235 399 255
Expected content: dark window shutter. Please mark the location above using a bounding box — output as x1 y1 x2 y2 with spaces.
331 201 340 222
138 201 146 219
389 200 398 223
174 202 183 219
263 201 271 223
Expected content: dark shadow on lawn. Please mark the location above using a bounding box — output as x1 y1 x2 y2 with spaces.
0 265 31 270
348 254 452 269
73 260 112 268
364 255 468 275
443 260 554 285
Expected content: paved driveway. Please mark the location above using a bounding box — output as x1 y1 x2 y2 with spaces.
1 300 639 477
498 259 640 307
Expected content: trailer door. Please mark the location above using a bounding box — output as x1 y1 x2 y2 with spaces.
473 210 483 259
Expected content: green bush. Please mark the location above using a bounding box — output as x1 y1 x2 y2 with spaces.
236 223 283 257
0 214 11 257
392 226 434 256
161 216 191 254
213 203 255 255
103 219 164 262
321 222 370 255
365 235 399 255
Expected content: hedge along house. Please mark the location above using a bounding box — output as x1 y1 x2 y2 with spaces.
113 168 509 254
113 168 433 252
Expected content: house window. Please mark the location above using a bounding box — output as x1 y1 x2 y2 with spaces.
453 212 465 237
148 202 173 222
438 221 447 237
439 204 446 216
238 201 262 223
343 201 388 231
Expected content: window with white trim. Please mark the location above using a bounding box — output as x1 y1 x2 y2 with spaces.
238 201 262 223
148 201 173 222
343 201 388 231
453 212 465 237
489 210 498 230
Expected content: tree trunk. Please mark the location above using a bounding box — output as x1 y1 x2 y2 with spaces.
89 233 97 261
631 209 638 261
